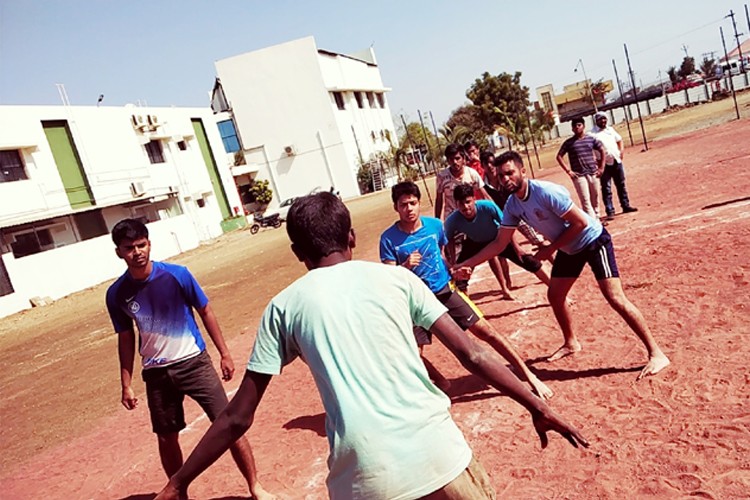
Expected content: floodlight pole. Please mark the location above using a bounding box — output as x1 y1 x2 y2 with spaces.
726 10 746 73
575 58 598 112
623 43 648 151
612 59 635 147
720 27 741 119
400 114 433 204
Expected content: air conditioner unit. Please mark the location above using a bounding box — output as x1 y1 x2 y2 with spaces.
148 114 160 127
284 145 296 157
131 114 147 130
130 181 145 197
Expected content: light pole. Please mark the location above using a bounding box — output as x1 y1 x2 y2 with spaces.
574 58 598 112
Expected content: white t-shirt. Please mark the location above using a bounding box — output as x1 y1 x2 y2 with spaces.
436 167 484 218
589 125 623 165
248 260 472 500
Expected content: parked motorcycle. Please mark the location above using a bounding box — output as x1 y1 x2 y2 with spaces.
250 212 282 234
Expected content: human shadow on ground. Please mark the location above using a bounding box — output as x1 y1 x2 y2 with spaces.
525 359 642 382
482 303 550 320
283 412 326 437
444 374 501 404
119 495 156 500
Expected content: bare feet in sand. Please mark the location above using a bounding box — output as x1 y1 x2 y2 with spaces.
637 352 671 380
547 341 582 362
501 292 516 301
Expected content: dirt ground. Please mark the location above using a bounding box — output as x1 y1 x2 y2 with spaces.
1 93 750 499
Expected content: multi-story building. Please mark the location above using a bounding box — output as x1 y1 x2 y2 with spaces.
0 104 244 318
211 36 399 207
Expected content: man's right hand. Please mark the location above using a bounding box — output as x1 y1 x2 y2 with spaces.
121 386 138 410
532 408 589 449
403 251 422 269
568 171 577 180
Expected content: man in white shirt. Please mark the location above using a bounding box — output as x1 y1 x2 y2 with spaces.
590 112 638 221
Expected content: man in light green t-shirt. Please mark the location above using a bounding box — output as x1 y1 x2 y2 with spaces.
154 192 589 500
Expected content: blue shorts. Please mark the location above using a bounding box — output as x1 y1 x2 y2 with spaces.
551 228 620 280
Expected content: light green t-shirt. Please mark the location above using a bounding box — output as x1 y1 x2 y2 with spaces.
248 260 472 500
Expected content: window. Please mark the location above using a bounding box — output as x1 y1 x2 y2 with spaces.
366 92 375 108
0 150 29 183
376 93 385 108
354 92 364 109
541 92 553 111
177 140 188 151
145 140 165 164
10 229 53 258
332 92 345 110
217 119 241 153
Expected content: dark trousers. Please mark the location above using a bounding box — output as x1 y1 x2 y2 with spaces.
600 161 631 215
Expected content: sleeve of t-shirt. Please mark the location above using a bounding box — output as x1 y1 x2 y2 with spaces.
437 220 448 247
486 201 504 225
379 231 397 263
106 285 133 333
176 266 209 309
247 301 299 375
612 129 623 142
593 137 604 153
500 198 521 228
470 169 485 189
557 139 569 157
402 268 447 329
544 183 575 217
443 215 456 241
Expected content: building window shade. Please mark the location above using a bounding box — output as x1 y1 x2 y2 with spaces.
145 140 165 164
0 150 29 183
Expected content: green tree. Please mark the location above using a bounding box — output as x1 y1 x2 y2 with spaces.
445 105 485 136
466 71 530 149
700 57 717 77
248 179 273 205
678 56 696 79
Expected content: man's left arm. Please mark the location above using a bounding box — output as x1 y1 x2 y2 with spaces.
197 303 235 381
534 205 588 261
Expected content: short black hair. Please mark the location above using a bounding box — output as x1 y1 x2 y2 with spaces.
479 150 494 166
572 117 585 126
286 192 351 262
391 181 421 204
463 140 479 151
494 150 523 169
444 143 463 160
112 219 148 246
453 183 475 202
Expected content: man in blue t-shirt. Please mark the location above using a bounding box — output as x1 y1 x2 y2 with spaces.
380 182 553 399
444 183 551 293
454 152 670 381
106 219 272 500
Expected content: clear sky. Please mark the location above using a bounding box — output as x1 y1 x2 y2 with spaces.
1 1 746 125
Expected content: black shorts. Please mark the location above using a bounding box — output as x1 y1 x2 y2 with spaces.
551 228 620 280
142 350 228 434
458 238 543 273
414 283 482 345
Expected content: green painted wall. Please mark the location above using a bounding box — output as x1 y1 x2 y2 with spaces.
42 121 94 209
192 118 232 220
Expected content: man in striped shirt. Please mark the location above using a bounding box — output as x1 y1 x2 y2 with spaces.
556 117 606 220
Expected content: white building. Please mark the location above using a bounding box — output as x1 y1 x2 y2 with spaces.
211 36 399 206
0 104 245 318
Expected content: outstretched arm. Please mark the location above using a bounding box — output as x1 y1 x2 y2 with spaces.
429 314 588 448
197 303 234 381
155 370 273 500
117 329 138 410
455 226 515 270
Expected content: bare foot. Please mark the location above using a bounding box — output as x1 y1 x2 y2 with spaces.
637 352 671 380
529 376 554 400
501 292 516 301
252 484 278 500
547 341 582 362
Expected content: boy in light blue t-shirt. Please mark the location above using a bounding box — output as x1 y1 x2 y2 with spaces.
154 192 589 500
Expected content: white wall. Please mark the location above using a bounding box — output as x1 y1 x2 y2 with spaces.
216 36 398 201
0 215 200 319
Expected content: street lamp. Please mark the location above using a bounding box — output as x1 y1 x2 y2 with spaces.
574 58 598 112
